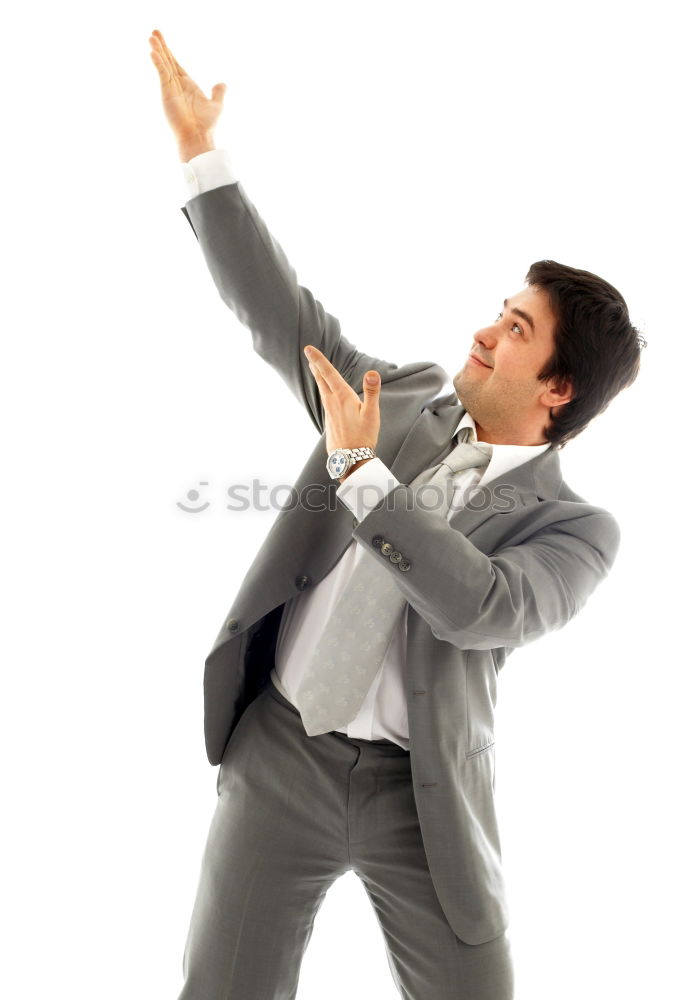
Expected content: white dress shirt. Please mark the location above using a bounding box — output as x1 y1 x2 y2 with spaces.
181 149 551 750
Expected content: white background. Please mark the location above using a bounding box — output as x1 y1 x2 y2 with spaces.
2 1 691 997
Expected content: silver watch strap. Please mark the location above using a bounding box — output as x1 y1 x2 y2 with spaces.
345 447 376 462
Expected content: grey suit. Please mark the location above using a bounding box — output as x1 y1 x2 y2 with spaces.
178 180 620 967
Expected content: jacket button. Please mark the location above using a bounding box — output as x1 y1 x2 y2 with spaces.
389 550 403 563
372 535 385 548
295 575 312 591
398 559 411 572
380 542 394 557
352 517 359 529
227 618 240 632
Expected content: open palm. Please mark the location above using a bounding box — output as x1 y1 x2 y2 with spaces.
149 29 226 140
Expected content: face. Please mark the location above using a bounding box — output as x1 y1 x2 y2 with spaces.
452 284 572 446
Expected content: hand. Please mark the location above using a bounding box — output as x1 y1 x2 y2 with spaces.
304 346 381 460
149 29 227 150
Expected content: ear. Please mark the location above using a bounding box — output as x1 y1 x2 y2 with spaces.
543 375 573 412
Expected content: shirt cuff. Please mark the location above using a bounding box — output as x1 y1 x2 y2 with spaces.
181 148 239 202
336 458 401 522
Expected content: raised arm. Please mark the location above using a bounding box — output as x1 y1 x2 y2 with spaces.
149 29 397 434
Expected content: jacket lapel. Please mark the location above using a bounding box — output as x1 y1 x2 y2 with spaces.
389 392 564 541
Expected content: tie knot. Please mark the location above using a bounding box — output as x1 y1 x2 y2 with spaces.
407 426 492 507
442 429 492 474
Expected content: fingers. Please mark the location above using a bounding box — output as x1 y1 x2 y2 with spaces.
149 31 173 84
306 355 331 397
149 51 172 90
149 38 167 81
304 346 340 395
150 30 175 78
149 29 187 82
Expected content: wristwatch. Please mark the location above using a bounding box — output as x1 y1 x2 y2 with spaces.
326 447 376 480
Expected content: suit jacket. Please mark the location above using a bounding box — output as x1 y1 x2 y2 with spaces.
179 181 620 946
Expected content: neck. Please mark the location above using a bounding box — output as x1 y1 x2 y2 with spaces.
473 419 548 447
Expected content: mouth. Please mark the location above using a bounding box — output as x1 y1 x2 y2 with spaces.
469 353 492 369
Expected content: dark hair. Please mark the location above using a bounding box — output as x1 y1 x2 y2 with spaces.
525 259 647 450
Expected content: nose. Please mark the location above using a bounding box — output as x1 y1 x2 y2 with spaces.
472 327 496 359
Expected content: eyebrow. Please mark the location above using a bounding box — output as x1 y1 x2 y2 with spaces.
503 298 535 334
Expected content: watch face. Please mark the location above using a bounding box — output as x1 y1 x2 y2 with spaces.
328 451 348 476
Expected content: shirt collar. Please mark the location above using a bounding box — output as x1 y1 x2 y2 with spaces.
452 410 552 489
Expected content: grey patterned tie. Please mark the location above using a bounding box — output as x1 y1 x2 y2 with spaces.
294 427 492 736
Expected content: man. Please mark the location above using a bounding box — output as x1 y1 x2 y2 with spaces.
150 29 644 1000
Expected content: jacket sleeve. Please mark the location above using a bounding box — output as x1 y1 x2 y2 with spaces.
349 483 621 651
180 182 397 435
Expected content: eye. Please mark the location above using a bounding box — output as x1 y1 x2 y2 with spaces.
495 312 524 337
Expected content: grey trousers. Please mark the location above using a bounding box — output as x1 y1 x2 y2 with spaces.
177 680 514 999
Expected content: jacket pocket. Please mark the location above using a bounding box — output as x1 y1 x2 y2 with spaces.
464 651 497 759
465 737 496 759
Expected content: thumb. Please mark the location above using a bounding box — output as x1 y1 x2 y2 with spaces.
363 370 380 400
211 82 227 102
